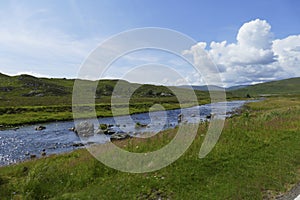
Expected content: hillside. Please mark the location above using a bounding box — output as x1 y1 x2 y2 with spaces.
230 77 300 97
0 73 208 107
0 73 210 126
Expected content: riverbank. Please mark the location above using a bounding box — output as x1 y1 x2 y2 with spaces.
0 96 299 199
0 100 247 166
0 100 208 128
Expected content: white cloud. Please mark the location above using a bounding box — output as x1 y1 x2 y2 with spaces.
184 19 300 86
272 35 300 77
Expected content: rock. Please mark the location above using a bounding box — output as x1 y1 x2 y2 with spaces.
135 122 147 128
110 133 131 141
177 113 183 123
72 142 84 147
41 152 46 156
76 121 94 137
104 128 116 135
99 124 108 130
68 127 76 132
13 127 19 131
35 125 46 131
95 129 104 134
25 151 30 156
206 113 216 119
30 154 36 159
191 114 196 117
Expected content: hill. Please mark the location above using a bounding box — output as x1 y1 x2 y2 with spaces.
230 77 300 97
178 85 224 91
0 73 208 107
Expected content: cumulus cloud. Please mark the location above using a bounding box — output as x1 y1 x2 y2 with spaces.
184 19 300 86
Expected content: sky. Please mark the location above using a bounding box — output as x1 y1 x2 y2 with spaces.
0 0 299 86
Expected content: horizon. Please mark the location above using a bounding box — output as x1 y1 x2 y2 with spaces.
1 71 298 88
0 1 299 87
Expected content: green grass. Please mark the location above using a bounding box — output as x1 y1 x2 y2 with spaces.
0 96 299 199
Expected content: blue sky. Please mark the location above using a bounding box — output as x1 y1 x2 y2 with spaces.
0 0 299 86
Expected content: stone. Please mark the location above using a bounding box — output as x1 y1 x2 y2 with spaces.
30 154 36 159
35 125 46 131
76 121 94 137
177 113 183 123
95 129 104 134
72 142 84 147
110 133 131 141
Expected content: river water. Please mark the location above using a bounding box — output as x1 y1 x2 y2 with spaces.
0 100 251 166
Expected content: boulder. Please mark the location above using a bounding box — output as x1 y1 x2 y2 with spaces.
104 128 116 135
35 125 46 131
30 154 36 159
135 122 147 128
76 121 94 137
177 113 183 123
110 133 131 141
95 129 104 134
72 142 84 147
68 127 76 132
99 124 108 130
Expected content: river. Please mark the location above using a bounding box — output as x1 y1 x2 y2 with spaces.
0 100 253 166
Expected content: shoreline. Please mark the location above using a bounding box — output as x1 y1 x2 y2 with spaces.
0 98 252 129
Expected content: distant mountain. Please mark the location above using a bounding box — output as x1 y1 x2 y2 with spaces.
178 77 300 97
226 85 249 91
179 85 224 91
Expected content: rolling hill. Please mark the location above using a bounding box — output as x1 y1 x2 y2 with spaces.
230 77 300 97
0 73 209 107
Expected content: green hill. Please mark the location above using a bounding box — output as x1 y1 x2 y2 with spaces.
0 73 208 107
230 77 300 97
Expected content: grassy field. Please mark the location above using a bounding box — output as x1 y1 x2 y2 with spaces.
0 96 299 199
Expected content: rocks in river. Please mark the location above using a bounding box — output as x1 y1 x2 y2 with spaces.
35 125 46 131
99 124 108 130
177 113 184 123
206 113 216 119
68 127 76 132
30 154 36 159
135 122 147 128
75 121 94 137
110 133 131 141
104 129 116 135
98 123 116 135
72 142 84 147
95 129 104 134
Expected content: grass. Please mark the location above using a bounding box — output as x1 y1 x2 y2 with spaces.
0 96 299 199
